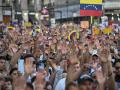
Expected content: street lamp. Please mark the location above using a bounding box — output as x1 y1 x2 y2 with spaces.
66 0 69 19
73 12 77 22
35 13 39 20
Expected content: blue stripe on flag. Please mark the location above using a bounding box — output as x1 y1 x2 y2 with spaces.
80 4 102 11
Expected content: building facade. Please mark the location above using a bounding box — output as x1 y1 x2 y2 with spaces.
104 0 120 21
0 0 120 23
0 0 42 23
54 0 120 23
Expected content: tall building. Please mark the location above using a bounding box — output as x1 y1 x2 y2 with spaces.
0 0 12 23
54 0 120 23
103 0 120 21
0 0 41 23
54 0 80 23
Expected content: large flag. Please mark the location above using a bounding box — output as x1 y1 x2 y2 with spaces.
80 0 103 16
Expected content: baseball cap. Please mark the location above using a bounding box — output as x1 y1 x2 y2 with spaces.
77 74 93 84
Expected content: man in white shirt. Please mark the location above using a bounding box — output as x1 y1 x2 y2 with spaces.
54 78 66 90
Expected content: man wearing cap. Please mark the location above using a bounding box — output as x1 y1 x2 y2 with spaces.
77 74 94 90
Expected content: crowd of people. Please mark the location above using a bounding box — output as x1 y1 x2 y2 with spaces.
0 21 120 90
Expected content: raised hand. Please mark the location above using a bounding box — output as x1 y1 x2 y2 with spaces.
68 54 78 65
22 41 31 50
98 47 109 63
96 70 106 85
13 76 26 90
35 69 47 90
9 43 18 53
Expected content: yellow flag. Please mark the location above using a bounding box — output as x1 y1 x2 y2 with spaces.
36 29 40 32
103 27 112 35
24 22 32 27
80 0 102 4
93 28 100 35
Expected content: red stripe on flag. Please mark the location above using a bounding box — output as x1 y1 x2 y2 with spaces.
80 10 102 16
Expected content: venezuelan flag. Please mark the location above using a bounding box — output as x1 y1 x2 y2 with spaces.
80 4 103 16
80 0 103 16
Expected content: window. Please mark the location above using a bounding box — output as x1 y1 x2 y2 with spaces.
28 0 34 5
2 0 6 3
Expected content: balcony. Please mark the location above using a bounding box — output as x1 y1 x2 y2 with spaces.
103 1 120 9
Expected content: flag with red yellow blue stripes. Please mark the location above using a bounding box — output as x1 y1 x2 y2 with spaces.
80 0 103 16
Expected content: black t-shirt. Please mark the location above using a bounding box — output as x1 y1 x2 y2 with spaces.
115 75 120 82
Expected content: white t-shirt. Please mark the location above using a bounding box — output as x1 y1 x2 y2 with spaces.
54 78 66 90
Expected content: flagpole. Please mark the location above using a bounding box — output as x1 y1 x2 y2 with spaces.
90 16 93 35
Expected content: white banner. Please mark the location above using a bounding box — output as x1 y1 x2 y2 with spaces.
3 10 11 15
